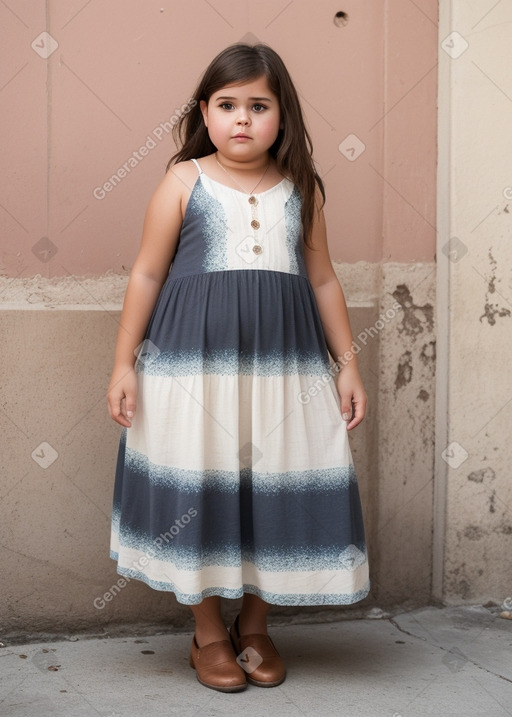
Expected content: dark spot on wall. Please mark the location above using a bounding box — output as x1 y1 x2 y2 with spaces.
395 350 412 389
445 564 473 600
467 467 495 483
479 248 511 325
457 579 471 599
480 302 511 325
495 523 512 535
392 284 434 337
422 433 434 451
463 525 485 540
418 389 429 401
488 250 497 294
333 11 349 26
420 341 436 365
489 490 496 513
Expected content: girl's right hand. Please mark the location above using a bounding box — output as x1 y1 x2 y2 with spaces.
107 366 138 428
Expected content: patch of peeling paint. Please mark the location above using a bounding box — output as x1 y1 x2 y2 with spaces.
392 284 434 336
467 468 496 483
395 350 413 389
420 341 436 365
463 525 486 541
479 249 511 326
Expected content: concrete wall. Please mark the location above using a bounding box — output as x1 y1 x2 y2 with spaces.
434 1 512 604
1 1 439 637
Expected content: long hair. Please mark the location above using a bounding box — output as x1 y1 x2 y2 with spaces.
166 43 325 250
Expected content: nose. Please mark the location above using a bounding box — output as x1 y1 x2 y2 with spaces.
236 109 250 126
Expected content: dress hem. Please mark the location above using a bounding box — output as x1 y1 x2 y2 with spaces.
110 550 370 607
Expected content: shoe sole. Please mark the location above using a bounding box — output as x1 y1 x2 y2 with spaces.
190 655 247 693
246 674 286 688
195 674 248 692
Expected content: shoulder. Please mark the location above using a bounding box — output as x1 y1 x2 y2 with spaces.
163 159 201 192
149 160 201 220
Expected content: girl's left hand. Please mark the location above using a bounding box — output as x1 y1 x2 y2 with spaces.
336 364 367 431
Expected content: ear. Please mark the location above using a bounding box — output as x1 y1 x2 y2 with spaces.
200 100 208 127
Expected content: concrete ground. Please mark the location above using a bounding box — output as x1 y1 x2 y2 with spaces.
1 605 511 716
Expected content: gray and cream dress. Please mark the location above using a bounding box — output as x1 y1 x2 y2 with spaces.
110 157 370 606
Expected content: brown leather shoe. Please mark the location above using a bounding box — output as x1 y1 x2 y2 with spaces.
189 634 247 692
229 614 286 687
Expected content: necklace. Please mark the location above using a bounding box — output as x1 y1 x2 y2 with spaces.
215 153 271 257
215 152 270 198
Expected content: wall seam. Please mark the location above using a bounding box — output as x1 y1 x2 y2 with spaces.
45 0 51 279
372 0 388 602
432 0 451 603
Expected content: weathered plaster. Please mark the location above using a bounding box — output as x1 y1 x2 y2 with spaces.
0 262 436 634
436 1 512 604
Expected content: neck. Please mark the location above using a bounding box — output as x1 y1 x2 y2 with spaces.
215 151 271 173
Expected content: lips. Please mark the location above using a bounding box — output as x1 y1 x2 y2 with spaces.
234 133 250 138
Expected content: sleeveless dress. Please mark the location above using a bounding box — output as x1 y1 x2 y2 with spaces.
110 158 370 606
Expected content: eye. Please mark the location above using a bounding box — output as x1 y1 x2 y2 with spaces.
219 102 234 110
253 104 267 112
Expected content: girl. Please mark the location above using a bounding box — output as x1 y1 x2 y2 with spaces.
107 42 370 693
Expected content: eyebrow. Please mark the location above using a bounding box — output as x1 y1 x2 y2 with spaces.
215 96 273 102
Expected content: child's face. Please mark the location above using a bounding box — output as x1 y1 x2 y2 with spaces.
200 75 282 161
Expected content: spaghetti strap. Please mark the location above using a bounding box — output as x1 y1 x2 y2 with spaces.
190 158 202 175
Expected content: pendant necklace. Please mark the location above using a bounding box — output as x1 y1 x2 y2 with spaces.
215 152 270 255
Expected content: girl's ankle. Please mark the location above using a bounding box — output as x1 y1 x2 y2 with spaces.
236 612 268 636
194 626 230 648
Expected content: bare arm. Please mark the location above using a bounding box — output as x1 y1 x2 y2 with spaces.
107 166 190 427
303 190 367 430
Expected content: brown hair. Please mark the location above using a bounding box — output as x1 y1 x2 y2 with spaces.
166 43 325 249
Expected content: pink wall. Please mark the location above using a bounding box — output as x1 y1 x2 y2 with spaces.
1 1 437 277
